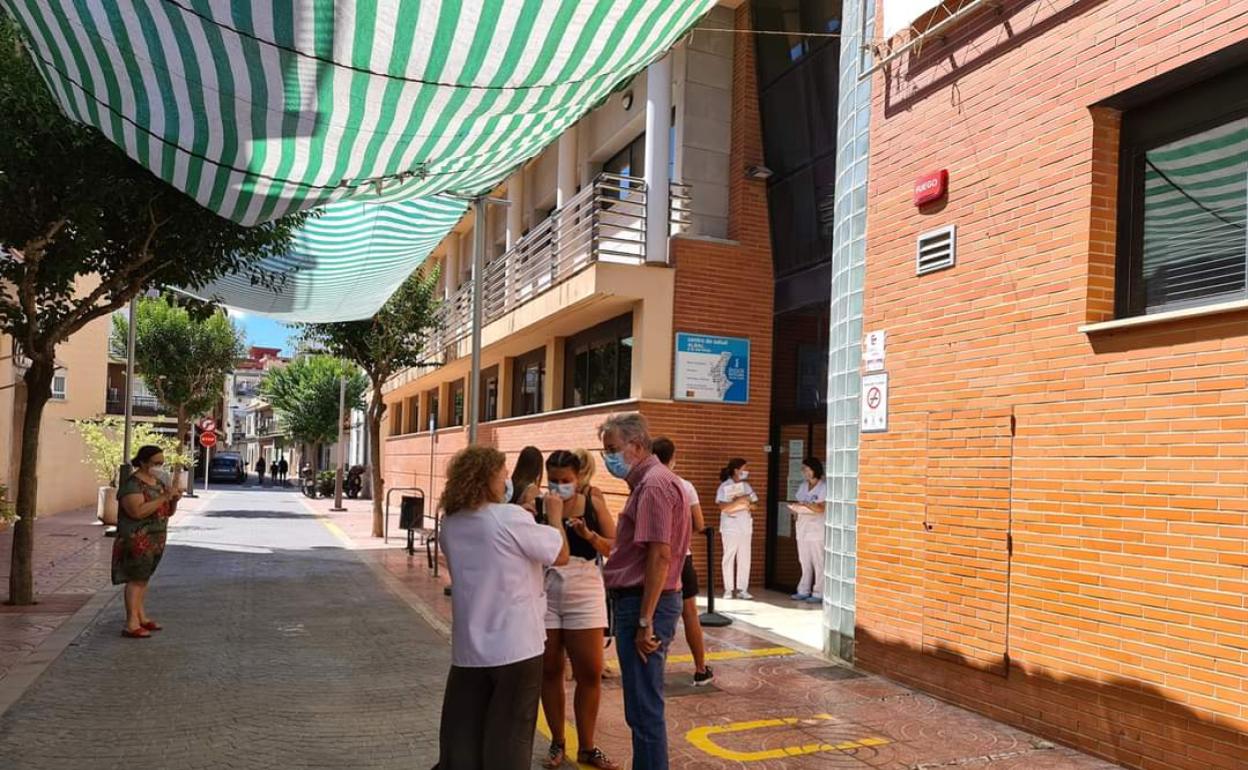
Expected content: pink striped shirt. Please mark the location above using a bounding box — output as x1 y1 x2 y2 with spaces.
603 455 690 591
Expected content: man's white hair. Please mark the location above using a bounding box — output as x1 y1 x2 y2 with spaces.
597 412 652 451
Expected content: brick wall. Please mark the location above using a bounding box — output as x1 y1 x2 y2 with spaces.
857 2 1248 769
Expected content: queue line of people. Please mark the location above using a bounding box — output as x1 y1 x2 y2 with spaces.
432 413 825 770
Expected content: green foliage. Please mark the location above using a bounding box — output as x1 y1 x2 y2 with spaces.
73 417 192 486
109 296 243 428
260 356 367 447
298 268 441 394
0 485 14 526
0 16 307 364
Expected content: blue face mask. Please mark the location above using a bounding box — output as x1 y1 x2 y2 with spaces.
503 478 514 504
550 482 577 500
604 452 632 480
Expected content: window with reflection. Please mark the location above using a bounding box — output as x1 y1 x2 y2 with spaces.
512 347 546 417
564 314 634 408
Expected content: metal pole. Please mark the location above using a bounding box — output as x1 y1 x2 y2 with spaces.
203 442 211 492
699 526 732 627
183 422 197 498
467 197 487 444
119 296 137 483
331 375 346 511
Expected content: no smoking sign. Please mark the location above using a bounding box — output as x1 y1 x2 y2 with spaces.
861 373 888 433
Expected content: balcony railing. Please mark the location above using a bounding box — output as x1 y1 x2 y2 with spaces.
425 174 691 356
105 392 166 417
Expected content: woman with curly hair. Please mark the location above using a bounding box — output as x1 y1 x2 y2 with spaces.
113 445 181 638
435 446 570 770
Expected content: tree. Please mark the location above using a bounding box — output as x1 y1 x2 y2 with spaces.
0 19 307 605
298 269 441 536
260 356 366 477
110 296 244 458
73 418 191 488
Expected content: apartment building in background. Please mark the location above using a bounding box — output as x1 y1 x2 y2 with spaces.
0 277 110 517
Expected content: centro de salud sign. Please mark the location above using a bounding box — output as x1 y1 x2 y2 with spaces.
674 333 750 405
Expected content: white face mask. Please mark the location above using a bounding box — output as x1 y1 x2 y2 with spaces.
738 470 749 481
152 467 172 487
550 482 577 500
502 478 515 504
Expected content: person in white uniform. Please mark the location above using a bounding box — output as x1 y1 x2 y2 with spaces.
715 458 757 600
787 456 827 602
436 446 570 770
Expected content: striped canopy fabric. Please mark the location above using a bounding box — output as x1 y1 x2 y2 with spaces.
1140 116 1247 312
6 0 716 319
184 195 468 321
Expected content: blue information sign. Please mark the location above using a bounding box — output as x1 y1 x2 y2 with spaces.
674 333 750 404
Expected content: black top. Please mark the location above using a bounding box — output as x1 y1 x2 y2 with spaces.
566 493 603 561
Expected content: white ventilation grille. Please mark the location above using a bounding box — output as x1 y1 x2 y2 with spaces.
916 225 956 276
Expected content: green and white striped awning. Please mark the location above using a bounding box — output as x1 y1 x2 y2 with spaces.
6 0 716 318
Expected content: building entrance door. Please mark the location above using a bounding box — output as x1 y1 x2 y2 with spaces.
767 420 827 592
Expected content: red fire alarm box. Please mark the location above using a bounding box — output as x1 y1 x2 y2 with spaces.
913 169 948 207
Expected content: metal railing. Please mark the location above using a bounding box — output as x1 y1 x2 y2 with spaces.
105 393 165 416
424 174 690 356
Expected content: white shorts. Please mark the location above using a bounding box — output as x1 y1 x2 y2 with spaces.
544 558 608 631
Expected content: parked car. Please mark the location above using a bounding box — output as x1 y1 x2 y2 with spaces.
208 453 247 484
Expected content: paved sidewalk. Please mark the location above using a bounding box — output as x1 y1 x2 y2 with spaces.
0 504 114 684
310 493 1124 770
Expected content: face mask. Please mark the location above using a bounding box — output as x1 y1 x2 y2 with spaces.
550 482 577 500
502 478 515 504
739 470 749 481
153 468 172 487
604 452 632 480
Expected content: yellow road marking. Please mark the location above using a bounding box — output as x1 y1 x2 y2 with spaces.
535 706 596 769
605 645 795 670
686 715 890 761
320 518 352 546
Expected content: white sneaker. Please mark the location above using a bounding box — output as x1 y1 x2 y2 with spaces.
722 591 735 600
737 591 754 600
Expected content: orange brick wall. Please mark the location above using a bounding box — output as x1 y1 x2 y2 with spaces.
856 2 1248 769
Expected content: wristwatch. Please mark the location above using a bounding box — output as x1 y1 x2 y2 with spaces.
638 617 651 630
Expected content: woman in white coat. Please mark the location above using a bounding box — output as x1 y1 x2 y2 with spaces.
716 458 757 600
788 457 827 602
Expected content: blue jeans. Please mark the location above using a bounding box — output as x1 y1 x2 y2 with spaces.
612 592 681 770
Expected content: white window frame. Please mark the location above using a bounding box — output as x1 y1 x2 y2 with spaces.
51 373 67 400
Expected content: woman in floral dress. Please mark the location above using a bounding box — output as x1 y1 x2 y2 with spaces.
113 445 181 638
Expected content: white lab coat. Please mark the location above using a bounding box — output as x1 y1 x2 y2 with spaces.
716 479 757 593
793 479 826 597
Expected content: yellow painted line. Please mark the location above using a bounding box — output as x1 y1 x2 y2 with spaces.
686 715 889 761
535 706 595 769
605 645 795 671
320 518 352 547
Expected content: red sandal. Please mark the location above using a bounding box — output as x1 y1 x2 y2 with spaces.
121 627 151 639
141 621 162 632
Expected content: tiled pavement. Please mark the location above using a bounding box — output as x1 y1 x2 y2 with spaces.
0 487 1123 769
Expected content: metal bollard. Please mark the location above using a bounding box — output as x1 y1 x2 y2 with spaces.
698 526 732 627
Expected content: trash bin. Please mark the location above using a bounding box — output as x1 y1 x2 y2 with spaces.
399 495 424 531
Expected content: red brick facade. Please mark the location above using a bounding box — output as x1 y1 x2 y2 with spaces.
856 2 1248 769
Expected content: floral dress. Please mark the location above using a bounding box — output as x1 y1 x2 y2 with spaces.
111 475 171 585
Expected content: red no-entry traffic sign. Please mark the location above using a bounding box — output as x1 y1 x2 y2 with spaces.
199 431 218 448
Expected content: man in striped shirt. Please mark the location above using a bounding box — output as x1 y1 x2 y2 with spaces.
599 413 690 770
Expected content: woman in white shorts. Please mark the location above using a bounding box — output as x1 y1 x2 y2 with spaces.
540 450 619 770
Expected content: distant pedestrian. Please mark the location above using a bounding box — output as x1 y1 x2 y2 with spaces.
510 445 544 511
270 458 279 483
716 458 757 600
278 455 289 486
114 446 181 638
435 446 569 770
787 457 826 602
652 437 713 686
539 451 619 770
599 413 689 770
255 457 266 486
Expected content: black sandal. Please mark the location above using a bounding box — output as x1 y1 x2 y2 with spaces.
541 740 565 769
577 747 620 770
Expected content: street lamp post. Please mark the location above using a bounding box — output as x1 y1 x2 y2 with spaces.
119 295 137 486
466 196 509 445
331 375 346 512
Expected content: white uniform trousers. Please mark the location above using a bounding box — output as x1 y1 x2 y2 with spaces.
719 513 753 593
795 513 825 597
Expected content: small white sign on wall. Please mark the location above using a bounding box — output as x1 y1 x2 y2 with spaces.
861 373 889 433
863 330 886 372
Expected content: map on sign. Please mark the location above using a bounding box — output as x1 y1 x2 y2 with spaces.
674 333 750 404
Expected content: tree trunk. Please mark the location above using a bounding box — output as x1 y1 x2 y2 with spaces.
7 357 55 606
369 386 385 538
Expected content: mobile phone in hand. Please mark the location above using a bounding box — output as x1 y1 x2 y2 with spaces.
533 496 547 525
